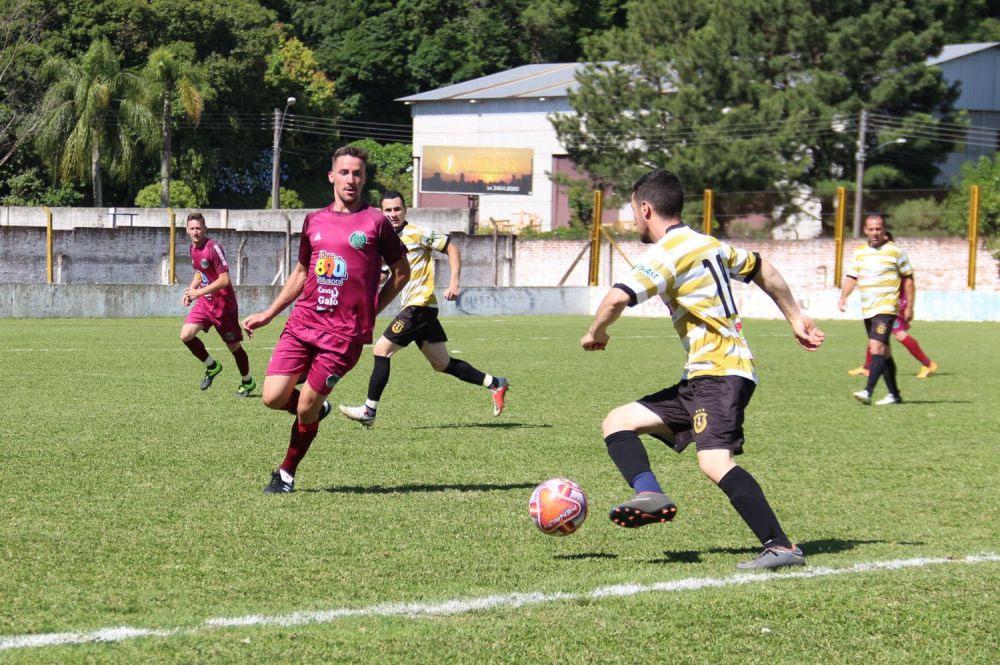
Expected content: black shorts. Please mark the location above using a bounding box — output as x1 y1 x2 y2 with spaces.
864 314 896 344
637 375 756 454
382 305 448 348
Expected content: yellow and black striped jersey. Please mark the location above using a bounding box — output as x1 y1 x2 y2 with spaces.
397 223 450 308
846 241 913 318
615 224 761 382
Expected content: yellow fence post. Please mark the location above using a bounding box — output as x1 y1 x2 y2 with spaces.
702 189 713 235
967 184 980 290
168 208 176 285
44 206 53 284
588 190 603 286
834 187 846 287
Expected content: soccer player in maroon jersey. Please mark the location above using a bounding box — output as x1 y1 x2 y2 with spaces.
242 146 410 493
180 212 255 396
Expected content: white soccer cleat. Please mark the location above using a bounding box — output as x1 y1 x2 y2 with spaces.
853 389 872 405
338 404 376 427
875 393 902 406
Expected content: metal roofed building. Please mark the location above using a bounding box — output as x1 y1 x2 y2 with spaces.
398 62 617 232
926 42 1000 184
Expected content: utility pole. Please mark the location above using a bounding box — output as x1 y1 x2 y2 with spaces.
271 97 296 209
851 109 868 238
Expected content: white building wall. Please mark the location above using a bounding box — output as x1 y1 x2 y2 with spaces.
410 103 570 231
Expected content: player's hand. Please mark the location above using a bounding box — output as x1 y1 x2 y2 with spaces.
241 312 269 340
837 298 847 312
184 287 199 302
903 305 913 322
443 286 459 301
791 314 824 351
181 294 192 307
581 330 609 351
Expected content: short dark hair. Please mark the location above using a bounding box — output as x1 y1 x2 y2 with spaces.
332 145 369 166
380 190 406 206
186 212 205 226
632 169 684 219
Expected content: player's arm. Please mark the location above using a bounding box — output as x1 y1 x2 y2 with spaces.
376 256 411 315
837 275 858 311
182 271 201 306
901 275 915 321
752 259 825 351
581 286 630 351
241 262 308 338
442 242 461 301
186 271 230 300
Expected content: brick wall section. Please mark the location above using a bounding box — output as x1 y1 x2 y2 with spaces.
512 237 999 291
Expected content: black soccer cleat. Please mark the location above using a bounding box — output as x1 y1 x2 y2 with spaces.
263 470 294 494
609 491 677 528
200 362 223 390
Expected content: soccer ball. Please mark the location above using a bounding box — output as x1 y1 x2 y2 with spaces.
529 477 588 536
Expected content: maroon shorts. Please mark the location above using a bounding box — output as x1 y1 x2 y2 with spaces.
891 315 910 333
266 324 364 396
185 301 243 344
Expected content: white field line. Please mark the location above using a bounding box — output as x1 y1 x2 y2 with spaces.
2 553 997 652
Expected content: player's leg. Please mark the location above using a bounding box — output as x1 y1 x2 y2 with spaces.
180 320 222 389
857 316 895 403
603 388 687 527
848 347 871 376
217 310 254 397
895 329 937 377
339 335 402 427
419 318 509 416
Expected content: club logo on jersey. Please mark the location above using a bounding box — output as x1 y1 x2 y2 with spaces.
391 319 405 334
200 259 210 269
325 374 341 389
693 408 708 434
348 231 367 249
876 322 888 335
314 250 348 285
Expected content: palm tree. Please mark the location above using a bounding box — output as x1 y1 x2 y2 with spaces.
37 38 155 207
143 46 205 206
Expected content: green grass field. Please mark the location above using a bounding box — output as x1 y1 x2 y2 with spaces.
1 315 998 663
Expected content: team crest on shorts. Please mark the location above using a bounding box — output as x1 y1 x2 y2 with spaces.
325 374 341 389
876 322 887 335
200 259 210 269
693 408 708 434
348 231 367 249
391 320 405 334
224 332 236 341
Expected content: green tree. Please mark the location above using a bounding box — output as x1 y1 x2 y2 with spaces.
134 180 198 207
552 0 962 232
142 43 206 207
349 138 413 203
37 38 155 206
942 156 1000 254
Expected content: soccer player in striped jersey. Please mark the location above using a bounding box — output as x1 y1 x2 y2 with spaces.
180 212 255 396
847 231 937 379
838 215 913 405
581 169 825 570
338 191 508 427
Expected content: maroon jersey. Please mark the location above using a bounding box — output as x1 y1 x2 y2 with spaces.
286 204 405 345
190 238 236 316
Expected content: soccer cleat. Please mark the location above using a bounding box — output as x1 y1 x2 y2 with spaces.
319 400 332 421
847 366 870 377
609 491 677 528
853 389 872 405
490 377 509 416
235 378 256 397
338 404 375 427
915 361 938 379
263 470 294 494
875 393 902 405
200 362 223 390
737 545 806 570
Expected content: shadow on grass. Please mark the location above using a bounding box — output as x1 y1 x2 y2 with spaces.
890 399 971 404
554 552 619 561
410 422 553 429
649 538 924 564
304 481 537 495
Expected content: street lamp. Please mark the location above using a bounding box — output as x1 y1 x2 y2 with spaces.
271 96 296 209
851 134 907 237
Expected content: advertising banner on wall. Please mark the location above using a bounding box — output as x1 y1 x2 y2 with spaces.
420 146 533 195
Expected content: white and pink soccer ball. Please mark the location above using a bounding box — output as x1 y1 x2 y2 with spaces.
529 477 588 536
